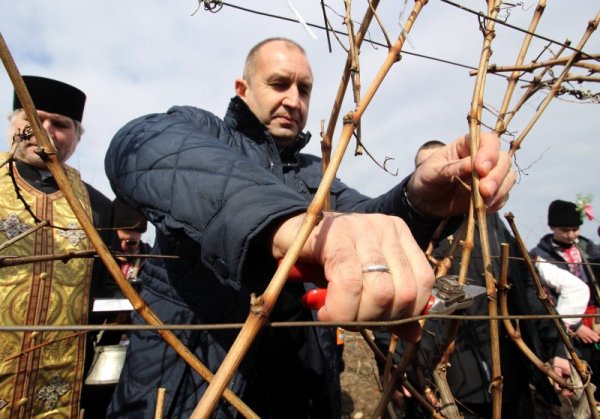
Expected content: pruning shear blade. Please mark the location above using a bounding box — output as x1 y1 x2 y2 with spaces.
426 275 486 315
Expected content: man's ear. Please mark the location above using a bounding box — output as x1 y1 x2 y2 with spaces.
235 78 248 98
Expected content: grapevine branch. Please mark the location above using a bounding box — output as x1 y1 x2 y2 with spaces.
509 10 600 157
464 1 504 416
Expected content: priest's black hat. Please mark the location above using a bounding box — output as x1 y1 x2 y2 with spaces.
548 199 582 227
13 75 86 122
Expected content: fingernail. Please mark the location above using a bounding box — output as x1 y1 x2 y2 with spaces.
486 180 498 196
481 160 492 173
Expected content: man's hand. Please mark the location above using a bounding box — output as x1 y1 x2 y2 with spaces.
551 356 573 397
272 212 434 342
407 132 516 218
575 324 600 344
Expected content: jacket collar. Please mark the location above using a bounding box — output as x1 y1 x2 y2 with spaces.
224 96 311 162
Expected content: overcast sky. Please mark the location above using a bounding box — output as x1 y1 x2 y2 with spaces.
1 1 598 249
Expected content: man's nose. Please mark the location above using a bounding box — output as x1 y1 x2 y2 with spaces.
41 119 55 135
283 86 301 108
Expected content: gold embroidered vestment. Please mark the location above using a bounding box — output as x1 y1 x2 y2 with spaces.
0 153 94 418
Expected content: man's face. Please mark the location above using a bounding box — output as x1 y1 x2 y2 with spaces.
9 109 80 168
235 41 313 148
550 226 580 245
117 229 142 254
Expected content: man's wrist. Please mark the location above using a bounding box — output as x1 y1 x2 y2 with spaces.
403 182 427 217
567 321 583 337
402 180 438 220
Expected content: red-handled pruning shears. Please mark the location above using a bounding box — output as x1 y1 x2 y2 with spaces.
285 262 486 315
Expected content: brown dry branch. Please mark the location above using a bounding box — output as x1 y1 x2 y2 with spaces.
456 207 475 286
360 329 385 361
320 0 380 210
359 329 443 417
2 309 600 336
342 0 365 156
382 333 399 398
425 219 471 418
552 75 600 83
474 53 600 76
374 288 467 416
382 333 399 418
422 387 443 415
0 32 257 418
319 118 331 211
368 330 442 419
373 341 418 417
0 250 177 268
433 220 467 278
320 0 380 185
367 0 393 49
431 322 461 418
154 388 166 419
0 249 97 268
497 243 572 391
352 142 399 177
501 41 570 131
505 213 598 417
403 220 468 417
0 126 33 169
421 214 471 419
424 217 450 258
193 1 428 417
465 1 505 416
432 364 461 418
509 10 600 158
494 0 546 135
390 380 442 419
402 378 444 419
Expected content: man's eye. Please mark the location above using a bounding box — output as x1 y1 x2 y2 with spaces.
271 82 287 90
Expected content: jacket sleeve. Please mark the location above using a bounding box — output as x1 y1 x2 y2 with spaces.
104 106 308 290
331 175 463 249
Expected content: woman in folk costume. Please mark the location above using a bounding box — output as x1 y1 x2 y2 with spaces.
0 76 114 418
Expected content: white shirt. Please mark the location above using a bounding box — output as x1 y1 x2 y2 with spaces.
535 256 589 326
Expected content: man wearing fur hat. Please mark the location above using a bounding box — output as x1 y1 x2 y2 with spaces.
531 199 600 394
0 76 115 418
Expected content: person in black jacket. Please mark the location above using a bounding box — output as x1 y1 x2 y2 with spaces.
373 141 568 419
104 37 515 418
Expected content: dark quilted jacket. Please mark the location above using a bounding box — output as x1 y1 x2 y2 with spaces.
104 97 447 418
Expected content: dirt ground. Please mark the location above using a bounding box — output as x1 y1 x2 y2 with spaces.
340 331 385 418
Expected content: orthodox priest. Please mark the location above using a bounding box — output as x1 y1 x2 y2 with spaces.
0 76 115 418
